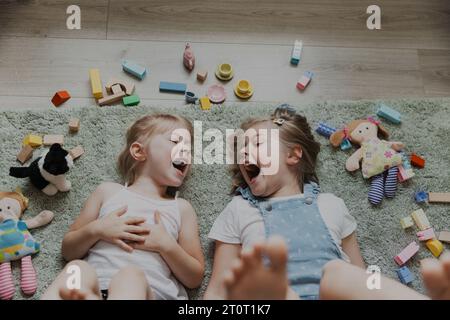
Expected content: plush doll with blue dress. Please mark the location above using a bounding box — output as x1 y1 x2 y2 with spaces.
0 189 54 299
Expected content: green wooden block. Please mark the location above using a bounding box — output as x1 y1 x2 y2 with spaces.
123 95 140 106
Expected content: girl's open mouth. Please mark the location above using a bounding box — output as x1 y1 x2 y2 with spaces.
172 159 188 175
244 163 261 183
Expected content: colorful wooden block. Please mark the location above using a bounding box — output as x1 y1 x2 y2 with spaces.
98 91 126 106
426 239 444 258
396 266 415 285
438 231 450 243
43 135 64 146
122 60 146 80
428 192 450 203
200 96 211 110
105 79 135 96
340 139 352 151
414 191 428 203
400 216 414 229
159 81 187 94
111 84 123 94
23 134 42 148
296 71 314 90
290 40 303 65
411 209 431 231
123 95 140 106
376 104 401 124
398 165 415 182
197 70 208 82
410 153 425 168
417 228 436 241
17 145 34 164
394 242 419 266
69 118 80 133
89 69 103 99
315 122 337 138
51 90 71 107
69 145 84 160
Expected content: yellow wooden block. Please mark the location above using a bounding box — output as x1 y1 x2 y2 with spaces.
411 209 430 231
23 134 42 148
426 239 443 257
400 216 414 229
89 68 103 99
200 96 211 110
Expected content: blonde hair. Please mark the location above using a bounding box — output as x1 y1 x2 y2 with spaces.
117 113 193 185
231 105 320 193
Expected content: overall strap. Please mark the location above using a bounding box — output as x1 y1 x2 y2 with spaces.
303 182 320 202
236 186 260 207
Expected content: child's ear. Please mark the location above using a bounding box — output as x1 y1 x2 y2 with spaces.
330 130 346 147
287 145 302 165
129 142 146 162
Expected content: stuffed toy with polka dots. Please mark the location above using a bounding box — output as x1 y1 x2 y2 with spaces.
0 189 54 299
330 117 404 205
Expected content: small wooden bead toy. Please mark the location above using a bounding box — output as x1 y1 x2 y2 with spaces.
414 191 428 203
197 70 208 82
69 118 80 133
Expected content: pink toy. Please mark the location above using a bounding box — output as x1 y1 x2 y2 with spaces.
183 43 195 71
417 228 436 241
207 84 226 104
394 242 419 266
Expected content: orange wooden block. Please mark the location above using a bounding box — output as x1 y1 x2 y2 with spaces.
70 145 84 160
410 153 425 168
17 145 34 164
51 90 71 107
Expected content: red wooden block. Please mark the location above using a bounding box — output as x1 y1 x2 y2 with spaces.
51 90 71 107
410 153 425 168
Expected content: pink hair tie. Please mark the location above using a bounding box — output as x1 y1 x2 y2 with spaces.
367 116 380 126
343 127 351 141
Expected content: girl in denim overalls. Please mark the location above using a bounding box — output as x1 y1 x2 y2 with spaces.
205 106 449 300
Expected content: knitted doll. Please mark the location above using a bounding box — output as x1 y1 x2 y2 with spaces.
330 117 404 205
0 189 54 299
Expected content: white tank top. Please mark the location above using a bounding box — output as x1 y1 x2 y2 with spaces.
84 185 188 300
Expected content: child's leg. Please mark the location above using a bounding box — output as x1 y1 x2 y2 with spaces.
319 260 428 299
368 173 384 205
384 166 399 198
40 260 101 300
223 236 296 300
107 265 154 300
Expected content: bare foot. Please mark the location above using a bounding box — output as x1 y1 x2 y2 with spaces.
224 236 289 300
59 287 100 300
421 252 450 300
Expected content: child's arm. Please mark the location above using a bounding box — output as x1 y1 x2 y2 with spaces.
204 241 241 299
61 183 148 261
345 148 363 172
132 199 205 289
341 231 366 269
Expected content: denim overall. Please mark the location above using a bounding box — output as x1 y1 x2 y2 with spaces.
237 182 342 299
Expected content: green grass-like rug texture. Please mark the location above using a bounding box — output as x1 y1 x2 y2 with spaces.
1 98 449 299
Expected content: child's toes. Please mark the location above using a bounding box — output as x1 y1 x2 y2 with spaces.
421 258 448 298
265 236 288 272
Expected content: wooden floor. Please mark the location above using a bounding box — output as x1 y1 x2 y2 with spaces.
0 0 449 110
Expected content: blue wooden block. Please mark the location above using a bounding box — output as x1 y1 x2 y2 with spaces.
396 266 415 284
159 81 187 94
315 122 337 138
400 152 412 170
340 139 352 151
122 60 146 80
415 191 428 203
377 104 401 124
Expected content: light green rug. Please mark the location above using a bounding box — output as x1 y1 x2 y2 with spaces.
1 98 449 299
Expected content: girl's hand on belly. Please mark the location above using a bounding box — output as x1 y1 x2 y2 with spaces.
131 211 177 254
94 205 151 252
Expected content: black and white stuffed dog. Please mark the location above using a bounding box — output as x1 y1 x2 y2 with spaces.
9 143 73 196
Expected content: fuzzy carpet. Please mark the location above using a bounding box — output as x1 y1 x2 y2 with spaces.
1 98 449 300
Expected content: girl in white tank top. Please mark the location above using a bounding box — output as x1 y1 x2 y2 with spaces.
41 114 204 300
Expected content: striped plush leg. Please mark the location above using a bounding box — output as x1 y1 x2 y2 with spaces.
368 173 384 205
384 166 399 198
20 256 37 296
0 262 15 300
